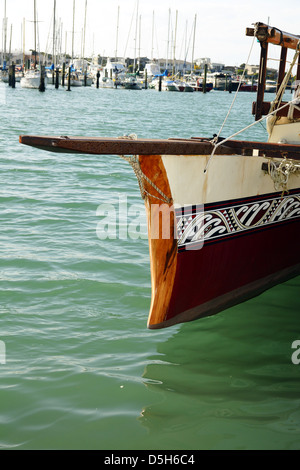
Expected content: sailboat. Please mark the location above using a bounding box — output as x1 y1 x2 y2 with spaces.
20 0 47 89
20 22 300 329
1 0 8 83
20 68 47 89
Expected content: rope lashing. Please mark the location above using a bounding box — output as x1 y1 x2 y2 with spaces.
267 156 300 194
204 98 300 174
118 134 172 204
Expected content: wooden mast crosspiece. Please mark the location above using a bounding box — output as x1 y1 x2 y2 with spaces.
20 22 300 329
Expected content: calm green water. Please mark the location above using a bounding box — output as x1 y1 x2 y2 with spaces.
0 82 299 450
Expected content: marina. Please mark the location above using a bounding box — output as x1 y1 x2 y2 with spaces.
1 75 300 450
1 0 300 453
0 0 279 95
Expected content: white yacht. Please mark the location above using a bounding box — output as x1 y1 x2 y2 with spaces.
20 69 47 89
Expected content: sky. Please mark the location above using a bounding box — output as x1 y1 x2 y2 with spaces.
2 0 300 67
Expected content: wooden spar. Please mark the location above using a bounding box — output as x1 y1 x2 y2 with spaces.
255 40 268 121
296 53 300 82
19 135 234 155
251 100 300 119
246 22 300 119
246 22 300 50
19 135 300 160
277 46 287 94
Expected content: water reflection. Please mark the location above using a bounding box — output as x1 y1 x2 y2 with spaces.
138 277 300 449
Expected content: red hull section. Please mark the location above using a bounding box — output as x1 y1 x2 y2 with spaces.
151 189 300 328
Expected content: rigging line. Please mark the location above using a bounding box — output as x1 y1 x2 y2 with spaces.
203 97 300 174
215 36 256 140
123 1 137 59
259 120 266 131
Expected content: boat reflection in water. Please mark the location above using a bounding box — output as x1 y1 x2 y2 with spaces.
137 276 300 448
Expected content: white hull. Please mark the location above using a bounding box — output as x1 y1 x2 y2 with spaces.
123 77 142 90
20 73 48 89
161 154 299 207
0 73 22 83
79 76 93 86
69 79 82 87
96 77 115 88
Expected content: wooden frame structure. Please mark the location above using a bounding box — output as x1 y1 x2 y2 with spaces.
246 22 300 120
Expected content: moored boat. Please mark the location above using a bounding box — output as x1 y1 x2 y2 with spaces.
20 68 47 89
189 78 213 92
65 71 82 87
123 75 142 90
239 81 257 92
265 79 277 93
209 72 240 91
97 76 115 88
20 0 47 90
19 22 300 329
79 72 93 86
174 80 194 92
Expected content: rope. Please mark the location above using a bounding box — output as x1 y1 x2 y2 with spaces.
267 156 300 194
205 39 300 174
213 36 256 143
118 134 172 204
204 97 300 173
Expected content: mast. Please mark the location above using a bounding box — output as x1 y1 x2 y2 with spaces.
82 0 87 70
59 19 63 64
72 0 75 64
34 0 37 68
166 8 171 70
23 17 25 70
8 23 12 65
151 11 154 61
183 20 188 74
138 14 141 71
173 10 178 75
2 0 7 66
191 14 197 74
115 5 120 61
53 0 56 68
133 0 139 72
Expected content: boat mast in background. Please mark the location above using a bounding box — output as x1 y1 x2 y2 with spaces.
133 0 139 72
165 9 171 70
72 0 75 64
82 0 87 70
2 0 7 67
33 0 37 68
53 0 56 69
115 5 120 62
172 10 178 76
191 14 197 74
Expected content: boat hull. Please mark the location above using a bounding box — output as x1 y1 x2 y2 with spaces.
20 75 48 89
137 153 300 328
192 83 213 92
18 134 300 328
124 83 142 90
153 191 300 328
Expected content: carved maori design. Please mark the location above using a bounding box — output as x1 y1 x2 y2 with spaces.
176 192 300 250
